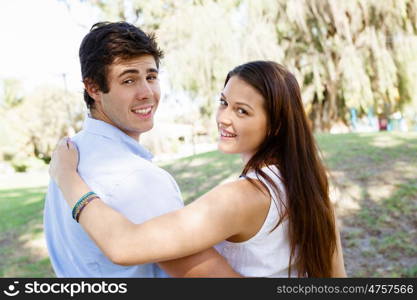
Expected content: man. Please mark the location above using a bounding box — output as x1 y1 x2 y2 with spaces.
44 21 238 277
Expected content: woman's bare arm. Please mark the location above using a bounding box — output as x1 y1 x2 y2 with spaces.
76 182 248 265
49 138 264 266
331 214 347 277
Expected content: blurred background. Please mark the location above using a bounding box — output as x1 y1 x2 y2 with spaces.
0 0 416 277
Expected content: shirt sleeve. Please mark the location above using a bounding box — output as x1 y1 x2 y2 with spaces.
100 168 184 225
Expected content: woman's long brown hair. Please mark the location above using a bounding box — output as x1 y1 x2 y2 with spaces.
225 61 336 277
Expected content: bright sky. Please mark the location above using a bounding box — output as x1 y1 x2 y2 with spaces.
0 0 99 94
0 0 193 118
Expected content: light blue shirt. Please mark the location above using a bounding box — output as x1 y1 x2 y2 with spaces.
44 117 184 277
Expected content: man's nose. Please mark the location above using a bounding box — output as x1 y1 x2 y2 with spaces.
135 80 153 100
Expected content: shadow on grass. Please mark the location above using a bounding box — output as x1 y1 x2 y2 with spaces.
0 186 54 277
160 151 242 204
341 179 417 277
317 132 417 277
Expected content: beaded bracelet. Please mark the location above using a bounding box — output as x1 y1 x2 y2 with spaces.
75 196 99 222
72 191 95 219
72 191 98 222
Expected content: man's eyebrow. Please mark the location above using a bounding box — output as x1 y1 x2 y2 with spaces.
147 67 159 74
118 69 139 78
220 92 253 110
117 68 159 78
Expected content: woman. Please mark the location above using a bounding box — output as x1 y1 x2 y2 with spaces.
50 61 346 277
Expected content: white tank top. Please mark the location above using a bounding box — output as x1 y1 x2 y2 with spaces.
215 165 298 277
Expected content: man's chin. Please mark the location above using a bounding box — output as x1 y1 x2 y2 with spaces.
143 122 154 132
136 123 154 135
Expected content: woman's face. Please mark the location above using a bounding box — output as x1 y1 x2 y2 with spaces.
216 75 268 163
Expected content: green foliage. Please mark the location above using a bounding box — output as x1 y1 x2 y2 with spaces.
3 153 13 162
1 78 23 108
63 0 417 130
11 163 28 173
1 85 85 161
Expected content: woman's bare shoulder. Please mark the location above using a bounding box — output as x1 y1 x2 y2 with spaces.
203 178 271 214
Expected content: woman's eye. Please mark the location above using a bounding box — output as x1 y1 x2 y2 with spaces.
219 99 227 106
237 108 248 115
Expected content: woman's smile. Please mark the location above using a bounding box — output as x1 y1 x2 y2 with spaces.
219 128 237 139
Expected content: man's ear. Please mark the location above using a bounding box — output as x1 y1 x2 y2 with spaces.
83 78 101 102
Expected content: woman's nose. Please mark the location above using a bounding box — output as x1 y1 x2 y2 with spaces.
216 107 232 126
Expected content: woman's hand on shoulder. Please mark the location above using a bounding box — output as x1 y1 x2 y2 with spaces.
49 137 80 187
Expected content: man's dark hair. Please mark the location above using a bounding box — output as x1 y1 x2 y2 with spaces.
79 21 164 109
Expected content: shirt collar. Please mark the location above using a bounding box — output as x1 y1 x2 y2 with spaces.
82 116 154 161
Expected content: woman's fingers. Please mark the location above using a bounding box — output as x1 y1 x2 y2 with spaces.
67 139 77 150
49 136 79 185
55 137 73 152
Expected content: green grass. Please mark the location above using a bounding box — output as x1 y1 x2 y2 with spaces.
0 187 47 232
404 265 417 277
0 131 416 277
316 131 417 171
160 151 241 204
0 186 54 277
318 132 417 277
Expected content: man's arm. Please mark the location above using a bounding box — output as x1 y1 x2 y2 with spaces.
158 248 241 277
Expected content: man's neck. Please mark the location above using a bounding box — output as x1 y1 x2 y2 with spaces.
89 108 110 124
89 109 140 141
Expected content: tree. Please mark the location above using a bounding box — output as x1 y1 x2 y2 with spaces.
264 0 417 130
1 78 23 108
63 0 417 131
4 85 85 162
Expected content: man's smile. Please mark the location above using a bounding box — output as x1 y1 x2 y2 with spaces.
131 105 153 119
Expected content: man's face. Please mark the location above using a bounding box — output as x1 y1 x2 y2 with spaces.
91 55 160 140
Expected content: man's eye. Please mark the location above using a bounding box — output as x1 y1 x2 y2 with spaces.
123 79 134 84
219 99 227 106
147 75 158 81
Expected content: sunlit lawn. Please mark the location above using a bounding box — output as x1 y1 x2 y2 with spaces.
0 131 416 277
0 186 53 277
